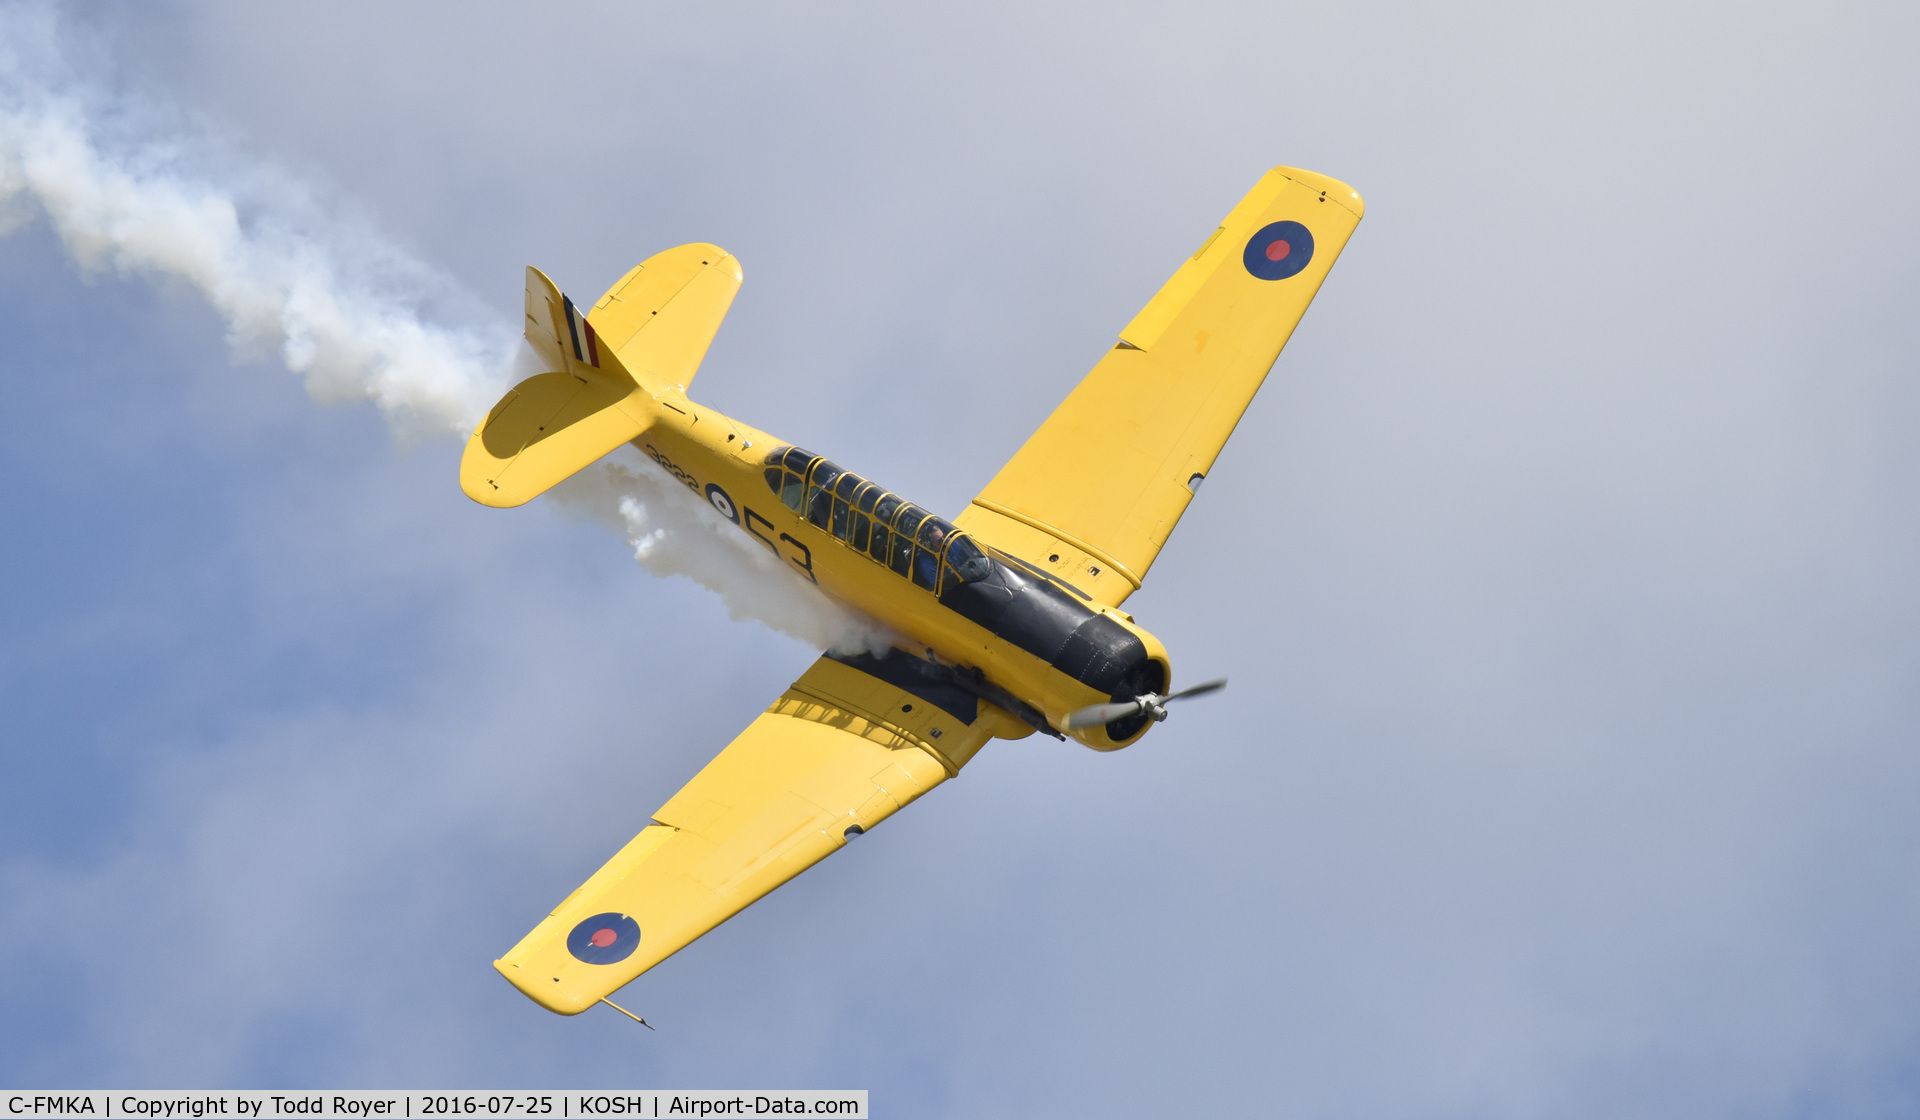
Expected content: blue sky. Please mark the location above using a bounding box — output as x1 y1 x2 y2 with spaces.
4 1 1920 1115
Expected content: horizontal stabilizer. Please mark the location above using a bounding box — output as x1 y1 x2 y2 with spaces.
460 267 651 507
588 243 742 393
461 247 742 508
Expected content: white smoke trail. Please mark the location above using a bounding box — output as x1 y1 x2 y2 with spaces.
550 452 898 655
0 3 890 653
0 6 514 438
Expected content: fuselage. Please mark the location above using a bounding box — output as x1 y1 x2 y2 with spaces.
636 396 1171 750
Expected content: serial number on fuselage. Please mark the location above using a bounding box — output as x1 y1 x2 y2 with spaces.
641 442 817 583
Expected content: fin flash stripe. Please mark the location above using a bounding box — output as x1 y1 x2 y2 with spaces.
561 295 601 367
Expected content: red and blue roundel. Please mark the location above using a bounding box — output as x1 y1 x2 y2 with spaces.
1243 221 1315 281
567 913 641 964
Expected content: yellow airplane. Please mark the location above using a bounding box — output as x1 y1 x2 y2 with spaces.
464 166 1363 1015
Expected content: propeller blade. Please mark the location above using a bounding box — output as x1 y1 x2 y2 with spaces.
1162 678 1227 703
1063 700 1144 730
1062 679 1226 733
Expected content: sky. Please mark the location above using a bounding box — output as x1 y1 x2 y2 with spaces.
2 0 1919 1115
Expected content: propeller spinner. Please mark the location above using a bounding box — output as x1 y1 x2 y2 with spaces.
1063 678 1227 732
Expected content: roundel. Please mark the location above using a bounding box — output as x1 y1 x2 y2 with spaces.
705 483 738 524
1243 221 1315 281
567 912 641 965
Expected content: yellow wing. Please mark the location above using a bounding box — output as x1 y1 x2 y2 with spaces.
955 167 1364 606
495 651 1024 1014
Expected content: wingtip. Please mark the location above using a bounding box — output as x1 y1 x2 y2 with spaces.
1274 166 1364 219
494 958 594 1015
461 482 530 508
460 440 532 507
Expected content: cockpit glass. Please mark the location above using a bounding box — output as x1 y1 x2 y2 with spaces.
917 516 953 550
911 544 939 590
765 459 992 597
946 535 991 583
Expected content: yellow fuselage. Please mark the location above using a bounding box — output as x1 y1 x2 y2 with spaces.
634 397 1171 750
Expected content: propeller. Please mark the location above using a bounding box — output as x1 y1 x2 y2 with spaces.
1063 678 1227 731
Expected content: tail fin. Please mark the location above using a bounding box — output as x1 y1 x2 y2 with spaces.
459 246 742 508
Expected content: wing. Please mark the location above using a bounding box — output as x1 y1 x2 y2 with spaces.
495 650 1022 1014
955 166 1364 606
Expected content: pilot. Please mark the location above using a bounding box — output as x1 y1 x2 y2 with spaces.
915 520 950 588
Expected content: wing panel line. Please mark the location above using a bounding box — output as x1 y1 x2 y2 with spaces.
966 497 1144 592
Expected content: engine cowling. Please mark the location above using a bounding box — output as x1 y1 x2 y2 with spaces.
1060 617 1171 751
